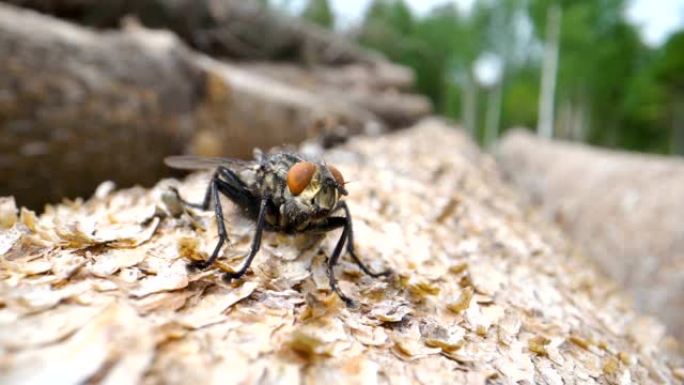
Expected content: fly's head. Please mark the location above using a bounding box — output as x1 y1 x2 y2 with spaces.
286 160 347 217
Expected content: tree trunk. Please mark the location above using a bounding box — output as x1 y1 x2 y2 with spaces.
462 66 478 137
536 3 561 139
670 97 684 155
484 82 503 147
2 119 682 385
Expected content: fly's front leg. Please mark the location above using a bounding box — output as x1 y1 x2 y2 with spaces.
188 176 229 270
223 198 268 282
327 223 354 305
185 166 256 271
310 211 390 305
338 201 392 277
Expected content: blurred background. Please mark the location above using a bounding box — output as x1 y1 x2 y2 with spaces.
277 0 684 153
3 0 684 208
1 0 683 340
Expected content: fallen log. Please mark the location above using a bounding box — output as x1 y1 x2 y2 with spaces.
1 120 681 384
245 62 417 93
243 62 432 127
0 3 202 210
497 129 684 343
3 0 385 65
191 54 380 159
0 4 381 210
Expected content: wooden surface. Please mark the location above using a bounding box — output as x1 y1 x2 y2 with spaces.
1 120 682 384
497 129 684 343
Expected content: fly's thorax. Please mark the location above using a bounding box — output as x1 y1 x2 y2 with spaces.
261 170 283 195
254 161 289 202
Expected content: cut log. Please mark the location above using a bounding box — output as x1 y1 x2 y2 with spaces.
243 62 432 127
3 0 386 65
0 4 382 209
1 120 681 385
245 62 416 92
0 3 202 210
497 129 684 342
190 54 381 158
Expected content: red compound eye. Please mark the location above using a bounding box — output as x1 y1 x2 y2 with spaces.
287 161 316 196
328 165 345 186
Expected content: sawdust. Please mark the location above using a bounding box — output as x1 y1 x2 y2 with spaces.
0 120 681 384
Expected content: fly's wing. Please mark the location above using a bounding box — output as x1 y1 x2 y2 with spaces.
164 155 252 171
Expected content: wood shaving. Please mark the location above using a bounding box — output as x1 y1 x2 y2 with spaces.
0 120 681 384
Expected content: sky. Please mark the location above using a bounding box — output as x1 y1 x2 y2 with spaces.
276 0 684 46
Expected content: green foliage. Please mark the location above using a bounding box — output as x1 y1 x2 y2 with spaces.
301 0 335 28
359 1 460 112
312 0 684 154
622 32 684 154
654 31 684 91
502 68 540 132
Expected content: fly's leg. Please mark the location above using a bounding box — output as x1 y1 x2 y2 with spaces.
216 167 260 217
223 198 268 282
327 223 354 306
310 212 390 305
173 166 256 212
188 176 229 270
338 201 392 277
305 217 355 303
184 167 258 271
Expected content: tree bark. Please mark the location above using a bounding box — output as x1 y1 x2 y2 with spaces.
0 3 202 210
1 120 682 385
3 0 386 65
462 66 478 137
241 62 431 128
484 82 503 147
670 97 684 155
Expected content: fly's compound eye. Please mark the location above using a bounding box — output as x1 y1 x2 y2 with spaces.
328 165 345 187
287 161 316 196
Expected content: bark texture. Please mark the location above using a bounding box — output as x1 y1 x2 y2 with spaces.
1 120 682 385
497 129 684 343
3 0 384 65
243 62 432 128
0 3 202 210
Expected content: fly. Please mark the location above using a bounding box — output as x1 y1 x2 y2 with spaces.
165 151 391 305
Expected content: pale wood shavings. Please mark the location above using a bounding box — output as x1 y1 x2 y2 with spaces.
0 120 681 384
420 319 465 352
0 304 104 349
12 280 93 312
0 197 18 229
90 248 146 277
369 299 412 323
0 226 23 257
129 260 189 298
177 281 258 329
0 302 147 385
